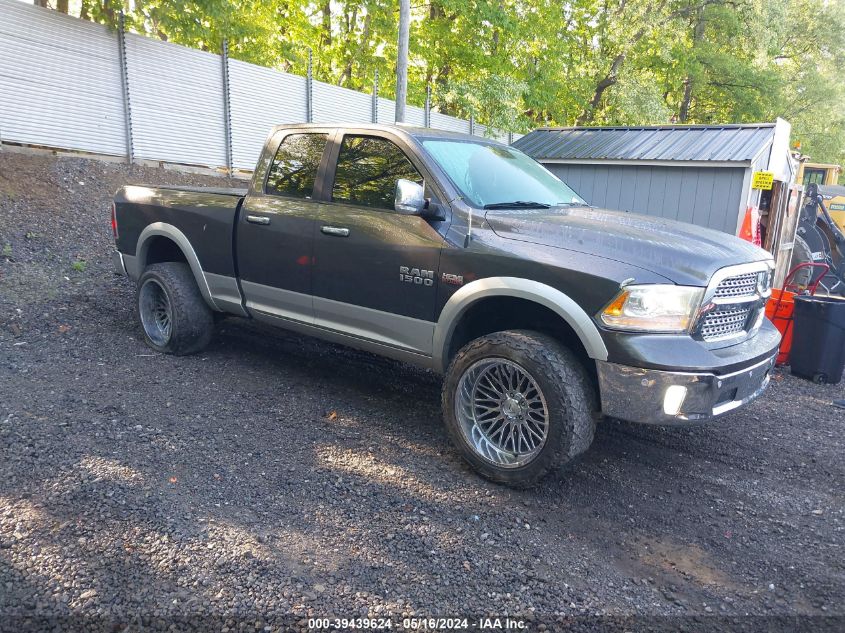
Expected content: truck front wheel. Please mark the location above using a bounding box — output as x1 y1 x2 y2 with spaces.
442 330 598 487
136 263 214 355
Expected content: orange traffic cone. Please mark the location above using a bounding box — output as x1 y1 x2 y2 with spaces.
739 206 761 246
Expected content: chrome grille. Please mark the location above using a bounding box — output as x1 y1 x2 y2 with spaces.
698 266 771 342
700 306 752 340
713 272 758 298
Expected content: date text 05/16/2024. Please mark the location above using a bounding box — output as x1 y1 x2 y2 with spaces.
307 617 526 630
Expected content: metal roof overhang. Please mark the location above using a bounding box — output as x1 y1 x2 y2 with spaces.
538 158 754 169
514 123 778 163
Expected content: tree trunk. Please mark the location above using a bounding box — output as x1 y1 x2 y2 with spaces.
395 0 410 123
679 15 706 122
321 1 332 46
339 12 370 87
576 53 625 125
426 2 447 99
679 78 693 123
492 0 503 54
102 0 116 27
574 0 710 125
57 0 69 13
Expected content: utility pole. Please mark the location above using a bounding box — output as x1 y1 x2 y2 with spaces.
395 0 410 123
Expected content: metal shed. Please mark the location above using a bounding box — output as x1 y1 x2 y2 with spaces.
513 119 796 236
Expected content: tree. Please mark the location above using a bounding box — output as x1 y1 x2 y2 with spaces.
60 0 845 167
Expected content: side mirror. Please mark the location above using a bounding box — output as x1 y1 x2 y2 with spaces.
394 179 426 215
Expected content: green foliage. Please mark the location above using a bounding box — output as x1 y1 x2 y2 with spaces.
759 0 845 167
440 76 532 135
601 73 672 126
74 0 845 165
71 259 87 273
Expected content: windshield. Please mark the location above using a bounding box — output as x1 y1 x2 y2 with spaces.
421 139 585 208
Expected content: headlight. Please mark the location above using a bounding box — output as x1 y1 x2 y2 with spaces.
599 284 704 332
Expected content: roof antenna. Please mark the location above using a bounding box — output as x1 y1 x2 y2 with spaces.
464 206 472 248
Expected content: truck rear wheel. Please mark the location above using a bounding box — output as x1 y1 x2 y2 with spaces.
442 330 598 487
136 263 214 355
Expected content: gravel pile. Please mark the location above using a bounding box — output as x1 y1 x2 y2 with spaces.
1 152 843 632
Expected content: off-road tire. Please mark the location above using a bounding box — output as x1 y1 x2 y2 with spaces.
442 329 598 487
136 263 214 355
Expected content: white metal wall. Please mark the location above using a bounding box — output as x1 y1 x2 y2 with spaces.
430 112 471 134
0 0 126 156
0 0 513 171
405 105 426 127
313 81 372 124
125 34 228 167
228 60 307 170
377 97 396 126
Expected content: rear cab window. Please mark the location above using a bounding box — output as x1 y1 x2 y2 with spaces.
265 133 328 199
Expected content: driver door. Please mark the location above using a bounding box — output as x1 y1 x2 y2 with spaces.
311 132 444 355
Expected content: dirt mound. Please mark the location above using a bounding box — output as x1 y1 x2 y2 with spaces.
0 152 238 332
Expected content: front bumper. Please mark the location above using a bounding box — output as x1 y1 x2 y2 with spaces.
597 351 777 425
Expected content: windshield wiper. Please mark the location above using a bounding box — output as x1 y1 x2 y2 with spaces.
483 201 551 209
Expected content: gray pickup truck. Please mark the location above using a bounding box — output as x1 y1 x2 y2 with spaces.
111 123 780 486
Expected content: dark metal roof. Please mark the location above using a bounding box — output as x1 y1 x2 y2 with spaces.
512 124 777 162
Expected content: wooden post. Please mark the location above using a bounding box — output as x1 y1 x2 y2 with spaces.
395 0 410 123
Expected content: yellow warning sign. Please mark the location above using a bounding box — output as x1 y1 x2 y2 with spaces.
752 171 774 190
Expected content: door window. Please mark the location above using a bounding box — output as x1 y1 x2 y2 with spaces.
266 133 328 198
332 135 423 210
803 168 826 187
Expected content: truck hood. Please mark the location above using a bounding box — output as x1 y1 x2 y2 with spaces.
485 206 770 286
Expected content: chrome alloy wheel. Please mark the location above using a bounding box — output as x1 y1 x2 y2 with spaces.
139 279 173 346
454 358 550 468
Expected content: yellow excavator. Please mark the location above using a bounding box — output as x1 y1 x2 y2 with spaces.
797 162 845 229
792 162 845 293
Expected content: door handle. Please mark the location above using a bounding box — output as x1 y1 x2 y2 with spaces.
321 226 350 237
246 215 270 225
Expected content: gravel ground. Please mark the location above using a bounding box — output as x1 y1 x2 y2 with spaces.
1 152 844 632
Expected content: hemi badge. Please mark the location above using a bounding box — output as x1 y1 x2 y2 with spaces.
442 273 464 286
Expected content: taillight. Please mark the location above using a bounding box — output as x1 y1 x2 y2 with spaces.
110 203 119 240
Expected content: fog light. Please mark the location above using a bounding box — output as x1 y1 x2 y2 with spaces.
663 385 688 416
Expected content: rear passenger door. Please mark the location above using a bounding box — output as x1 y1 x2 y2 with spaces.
237 130 330 323
311 132 445 355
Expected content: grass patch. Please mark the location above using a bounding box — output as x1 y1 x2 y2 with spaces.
71 259 87 273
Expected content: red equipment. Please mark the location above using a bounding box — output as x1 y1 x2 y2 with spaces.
765 263 830 365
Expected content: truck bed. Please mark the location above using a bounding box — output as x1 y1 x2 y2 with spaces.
152 184 248 197
114 185 245 279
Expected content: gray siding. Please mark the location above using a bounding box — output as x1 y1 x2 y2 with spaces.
547 163 746 234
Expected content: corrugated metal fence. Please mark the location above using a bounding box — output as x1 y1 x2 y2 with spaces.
0 0 520 172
